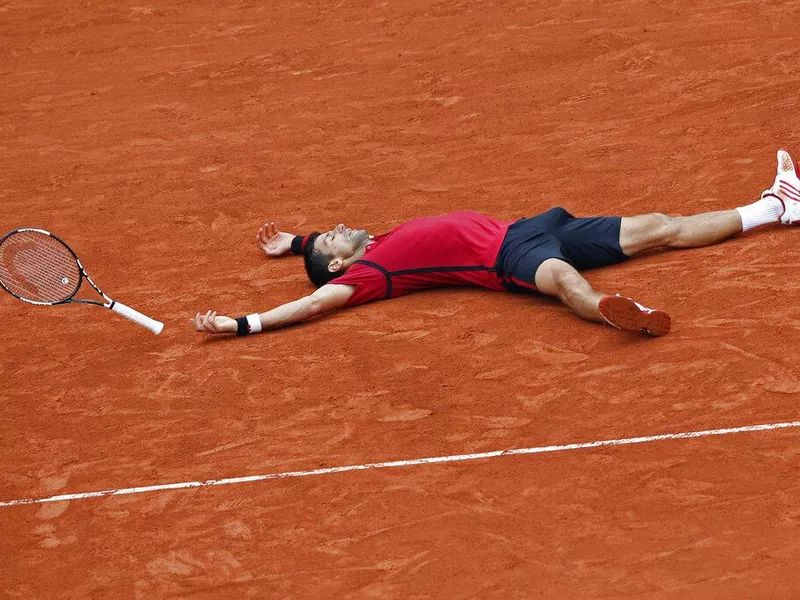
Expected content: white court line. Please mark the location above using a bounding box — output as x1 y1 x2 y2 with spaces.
2 420 799 508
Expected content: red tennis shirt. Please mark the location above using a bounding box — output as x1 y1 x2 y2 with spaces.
331 211 514 306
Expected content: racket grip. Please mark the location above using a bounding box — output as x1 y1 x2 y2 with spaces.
110 301 164 335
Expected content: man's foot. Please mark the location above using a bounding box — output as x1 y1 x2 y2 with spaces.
599 295 671 337
761 149 800 224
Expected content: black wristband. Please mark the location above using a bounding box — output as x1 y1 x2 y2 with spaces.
290 235 305 255
235 316 249 336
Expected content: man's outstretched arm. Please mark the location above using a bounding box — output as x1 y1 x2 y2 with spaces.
190 284 354 336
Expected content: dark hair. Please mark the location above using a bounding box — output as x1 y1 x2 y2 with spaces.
303 232 345 287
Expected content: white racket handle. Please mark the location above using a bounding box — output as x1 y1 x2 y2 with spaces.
110 301 164 335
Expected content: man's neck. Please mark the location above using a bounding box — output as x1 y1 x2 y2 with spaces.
351 239 371 262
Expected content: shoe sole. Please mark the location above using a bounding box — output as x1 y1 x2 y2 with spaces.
599 296 671 337
776 149 800 223
778 148 796 175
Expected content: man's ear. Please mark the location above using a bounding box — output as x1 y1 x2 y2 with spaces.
328 257 344 273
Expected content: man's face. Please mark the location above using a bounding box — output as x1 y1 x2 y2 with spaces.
314 224 370 263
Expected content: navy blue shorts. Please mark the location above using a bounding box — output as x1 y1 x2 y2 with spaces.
496 207 628 293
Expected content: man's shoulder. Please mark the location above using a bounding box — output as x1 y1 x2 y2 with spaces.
335 260 388 283
331 261 389 306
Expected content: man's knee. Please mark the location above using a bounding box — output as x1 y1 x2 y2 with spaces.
649 213 680 245
535 259 585 298
621 212 684 255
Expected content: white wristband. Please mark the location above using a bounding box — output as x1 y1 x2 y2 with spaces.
246 313 262 334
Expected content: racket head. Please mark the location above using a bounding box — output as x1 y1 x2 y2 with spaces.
0 228 83 305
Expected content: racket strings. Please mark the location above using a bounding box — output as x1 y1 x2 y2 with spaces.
2 241 78 301
0 231 81 303
1 242 71 300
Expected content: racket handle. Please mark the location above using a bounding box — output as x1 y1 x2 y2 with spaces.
110 301 164 335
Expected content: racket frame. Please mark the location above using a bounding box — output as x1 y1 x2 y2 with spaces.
0 227 164 334
0 227 108 307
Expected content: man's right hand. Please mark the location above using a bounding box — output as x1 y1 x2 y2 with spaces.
190 310 238 334
257 222 294 257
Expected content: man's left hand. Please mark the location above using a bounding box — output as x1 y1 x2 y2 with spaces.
257 221 294 257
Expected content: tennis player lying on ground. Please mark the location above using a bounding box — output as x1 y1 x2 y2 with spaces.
191 149 800 338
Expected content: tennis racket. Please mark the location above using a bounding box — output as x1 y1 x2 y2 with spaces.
0 228 164 335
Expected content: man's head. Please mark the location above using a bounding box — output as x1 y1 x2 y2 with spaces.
303 224 370 287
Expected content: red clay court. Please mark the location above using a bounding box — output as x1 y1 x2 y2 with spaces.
2 0 800 596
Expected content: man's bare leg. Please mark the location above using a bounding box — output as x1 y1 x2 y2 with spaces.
619 198 783 257
533 209 747 321
534 150 800 336
618 149 800 256
534 258 606 322
533 209 747 323
533 258 671 335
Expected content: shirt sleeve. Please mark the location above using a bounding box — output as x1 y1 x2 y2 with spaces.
330 263 388 306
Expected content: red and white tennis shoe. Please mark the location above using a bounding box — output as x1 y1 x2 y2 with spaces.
599 295 671 337
762 149 800 225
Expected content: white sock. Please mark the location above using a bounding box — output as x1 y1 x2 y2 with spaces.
736 196 782 231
